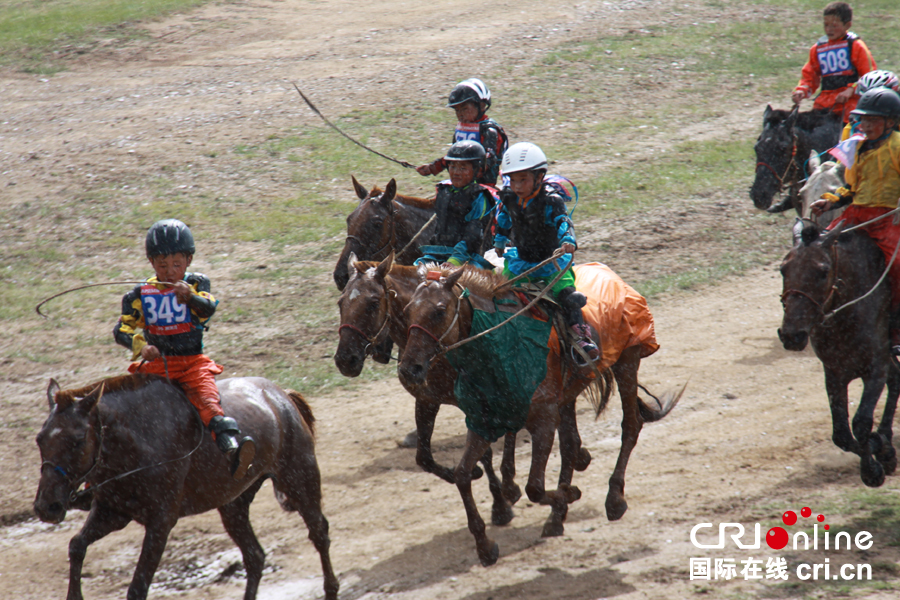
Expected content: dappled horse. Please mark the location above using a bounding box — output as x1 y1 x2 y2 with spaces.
33 375 338 600
798 150 845 228
333 176 435 292
334 253 522 526
779 221 899 487
751 105 842 213
398 263 681 565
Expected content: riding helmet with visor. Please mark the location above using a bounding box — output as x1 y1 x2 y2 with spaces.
447 78 492 111
850 88 900 120
856 70 900 95
500 142 548 176
444 140 486 170
145 219 196 258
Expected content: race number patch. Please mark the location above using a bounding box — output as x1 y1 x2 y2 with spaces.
818 42 852 76
454 122 480 143
140 284 191 335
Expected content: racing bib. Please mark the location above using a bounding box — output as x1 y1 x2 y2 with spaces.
140 284 191 335
817 40 852 76
454 122 481 143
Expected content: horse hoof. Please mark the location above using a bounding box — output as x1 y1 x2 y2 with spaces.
560 484 582 504
503 484 523 506
606 495 628 521
861 457 886 488
541 518 565 538
478 541 499 567
398 430 418 449
574 447 592 472
879 453 898 475
491 503 514 526
471 465 484 480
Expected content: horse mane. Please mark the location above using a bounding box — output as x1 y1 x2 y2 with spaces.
54 373 172 407
765 108 840 133
366 185 435 210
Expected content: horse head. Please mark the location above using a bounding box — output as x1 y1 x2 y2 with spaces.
333 176 397 290
798 150 845 224
335 252 395 376
750 104 798 209
398 264 466 389
34 379 103 524
777 220 844 350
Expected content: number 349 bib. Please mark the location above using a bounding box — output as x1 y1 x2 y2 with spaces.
140 284 191 335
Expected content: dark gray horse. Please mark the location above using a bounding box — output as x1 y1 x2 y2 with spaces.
779 221 899 487
751 105 842 213
34 374 338 600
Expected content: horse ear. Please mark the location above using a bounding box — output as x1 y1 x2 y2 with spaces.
820 220 844 248
77 382 105 415
375 251 394 281
763 104 773 125
416 262 429 282
47 378 61 411
351 176 368 201
787 104 799 129
347 252 361 283
444 266 465 290
808 150 820 172
381 179 397 206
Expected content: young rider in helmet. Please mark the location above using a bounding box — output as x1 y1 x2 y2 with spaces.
113 219 256 479
791 2 876 123
841 69 900 140
812 88 900 353
494 142 601 365
416 140 497 268
416 78 509 186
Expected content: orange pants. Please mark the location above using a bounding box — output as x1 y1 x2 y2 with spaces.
829 205 900 311
129 354 224 425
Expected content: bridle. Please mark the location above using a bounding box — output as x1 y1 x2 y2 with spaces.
345 197 398 261
338 311 392 357
406 282 468 354
756 130 800 195
780 241 841 322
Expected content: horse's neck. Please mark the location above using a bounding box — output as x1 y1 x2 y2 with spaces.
385 270 419 346
832 235 890 312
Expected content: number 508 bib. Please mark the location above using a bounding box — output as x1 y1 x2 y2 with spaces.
140 284 191 335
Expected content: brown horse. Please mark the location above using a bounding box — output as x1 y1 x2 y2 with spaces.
33 374 338 600
334 253 522 526
779 221 899 486
397 264 681 566
333 176 435 291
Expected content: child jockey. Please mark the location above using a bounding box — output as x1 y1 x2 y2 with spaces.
841 70 899 140
113 219 256 479
791 2 876 122
494 142 600 366
416 140 496 269
416 78 509 186
811 88 900 354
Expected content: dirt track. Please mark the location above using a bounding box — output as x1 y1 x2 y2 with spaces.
2 0 900 599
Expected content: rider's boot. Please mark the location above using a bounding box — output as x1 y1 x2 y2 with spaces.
766 195 795 214
558 289 600 367
209 415 257 480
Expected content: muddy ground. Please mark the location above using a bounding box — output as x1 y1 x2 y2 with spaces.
2 0 899 599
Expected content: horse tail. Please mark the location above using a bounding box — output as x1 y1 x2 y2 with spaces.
286 389 316 437
585 368 616 419
636 380 687 423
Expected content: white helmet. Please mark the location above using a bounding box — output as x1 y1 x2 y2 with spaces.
501 142 548 175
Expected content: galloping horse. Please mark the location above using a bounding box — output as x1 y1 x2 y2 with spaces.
398 264 681 566
335 253 522 526
34 374 339 600
333 177 435 291
779 221 899 487
751 105 842 213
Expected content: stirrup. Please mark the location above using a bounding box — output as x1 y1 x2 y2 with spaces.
231 437 256 481
569 324 600 367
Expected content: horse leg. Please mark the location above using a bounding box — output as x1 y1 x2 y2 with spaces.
500 432 522 505
218 479 266 600
414 397 483 483
606 347 643 522
853 375 888 487
824 369 860 453
875 367 900 474
127 510 179 600
477 444 513 526
66 504 131 600
281 464 339 600
454 432 498 566
559 400 591 479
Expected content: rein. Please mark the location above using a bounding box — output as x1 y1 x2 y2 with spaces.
36 280 166 318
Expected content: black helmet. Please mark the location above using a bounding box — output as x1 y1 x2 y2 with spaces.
444 140 486 164
145 219 195 258
447 78 492 110
851 88 900 119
